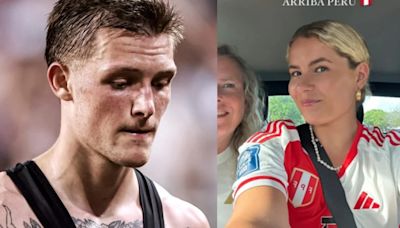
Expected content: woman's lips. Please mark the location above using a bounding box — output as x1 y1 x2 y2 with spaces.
301 99 321 107
218 111 229 118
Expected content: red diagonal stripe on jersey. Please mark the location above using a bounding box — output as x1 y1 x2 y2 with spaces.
372 127 384 142
386 133 400 146
247 120 296 144
246 121 275 143
251 121 279 142
257 122 297 144
354 191 380 209
360 135 370 143
386 132 400 146
246 132 262 143
361 133 382 147
280 119 295 127
362 128 383 147
354 191 368 209
388 131 400 141
263 120 273 134
233 175 286 198
372 202 380 209
256 121 284 143
364 128 384 146
247 121 278 143
363 197 373 209
370 129 384 145
246 121 273 143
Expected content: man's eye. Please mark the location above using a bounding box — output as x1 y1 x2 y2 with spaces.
153 79 171 90
111 80 128 90
290 71 302 77
315 66 328 73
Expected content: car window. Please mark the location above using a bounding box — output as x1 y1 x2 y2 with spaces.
268 95 304 126
364 96 400 132
268 95 400 132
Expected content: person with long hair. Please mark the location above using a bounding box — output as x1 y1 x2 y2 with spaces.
228 20 400 228
218 45 265 227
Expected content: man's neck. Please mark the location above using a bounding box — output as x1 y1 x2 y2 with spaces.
34 137 140 217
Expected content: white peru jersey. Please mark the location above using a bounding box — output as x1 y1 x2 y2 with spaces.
233 120 400 228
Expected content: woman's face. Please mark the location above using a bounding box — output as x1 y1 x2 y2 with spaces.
288 37 367 126
217 56 245 150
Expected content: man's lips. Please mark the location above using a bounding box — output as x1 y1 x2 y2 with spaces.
121 128 155 133
120 127 156 139
301 99 321 107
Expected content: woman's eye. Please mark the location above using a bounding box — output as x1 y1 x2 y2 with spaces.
222 83 235 89
290 71 302 77
315 66 328 73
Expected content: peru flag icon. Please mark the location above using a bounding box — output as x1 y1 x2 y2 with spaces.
360 0 372 6
288 168 319 208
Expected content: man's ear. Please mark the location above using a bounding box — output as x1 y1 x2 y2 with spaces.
47 62 73 101
355 62 370 89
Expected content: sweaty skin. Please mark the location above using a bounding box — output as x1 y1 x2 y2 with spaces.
0 30 209 228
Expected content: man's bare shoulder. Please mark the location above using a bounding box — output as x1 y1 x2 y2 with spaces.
0 171 24 204
155 182 210 228
0 171 42 227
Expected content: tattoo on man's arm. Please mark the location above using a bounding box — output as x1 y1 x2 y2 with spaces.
1 205 41 228
23 219 41 228
1 205 16 228
2 204 143 228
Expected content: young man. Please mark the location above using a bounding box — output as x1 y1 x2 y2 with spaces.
0 0 209 227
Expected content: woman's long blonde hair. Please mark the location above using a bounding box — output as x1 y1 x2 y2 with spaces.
218 45 266 150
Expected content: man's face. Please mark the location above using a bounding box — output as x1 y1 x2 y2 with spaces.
68 29 176 167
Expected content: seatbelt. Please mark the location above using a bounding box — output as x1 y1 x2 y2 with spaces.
297 124 357 228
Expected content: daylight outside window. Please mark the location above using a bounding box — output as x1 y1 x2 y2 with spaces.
268 95 400 132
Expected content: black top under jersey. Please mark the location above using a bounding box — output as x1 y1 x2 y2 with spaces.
6 161 164 228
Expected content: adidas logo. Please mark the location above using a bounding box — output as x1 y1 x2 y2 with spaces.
354 191 380 209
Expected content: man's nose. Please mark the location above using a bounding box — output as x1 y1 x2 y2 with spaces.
131 86 155 118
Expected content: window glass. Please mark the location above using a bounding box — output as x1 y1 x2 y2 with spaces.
268 95 400 132
268 96 304 126
363 96 400 132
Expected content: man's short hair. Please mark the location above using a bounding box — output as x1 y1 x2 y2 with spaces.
45 0 184 67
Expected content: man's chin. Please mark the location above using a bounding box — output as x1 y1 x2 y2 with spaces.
121 159 148 168
119 149 150 168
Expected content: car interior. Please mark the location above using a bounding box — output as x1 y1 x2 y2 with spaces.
218 0 400 131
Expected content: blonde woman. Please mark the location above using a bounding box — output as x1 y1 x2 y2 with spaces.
228 20 400 227
217 45 265 227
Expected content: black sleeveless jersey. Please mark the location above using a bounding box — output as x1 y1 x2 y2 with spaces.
6 161 164 228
